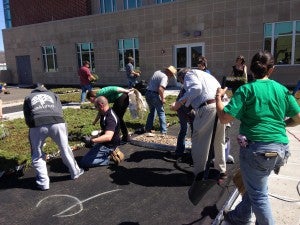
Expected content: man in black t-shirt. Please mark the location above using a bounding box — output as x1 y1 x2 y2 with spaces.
81 96 121 167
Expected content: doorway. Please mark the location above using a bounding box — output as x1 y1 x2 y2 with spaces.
16 55 33 86
174 43 205 69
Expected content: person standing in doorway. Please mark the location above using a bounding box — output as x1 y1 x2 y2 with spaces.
197 56 211 74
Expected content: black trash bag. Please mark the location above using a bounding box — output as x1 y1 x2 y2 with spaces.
134 80 148 96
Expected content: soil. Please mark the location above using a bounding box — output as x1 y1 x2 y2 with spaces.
132 132 191 148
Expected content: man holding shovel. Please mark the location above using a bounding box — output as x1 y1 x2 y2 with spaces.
170 68 227 181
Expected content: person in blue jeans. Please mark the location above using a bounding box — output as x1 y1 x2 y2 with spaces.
145 66 177 134
216 51 300 225
164 72 194 162
81 96 121 167
78 61 95 104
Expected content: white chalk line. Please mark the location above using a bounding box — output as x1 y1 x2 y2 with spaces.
36 189 122 217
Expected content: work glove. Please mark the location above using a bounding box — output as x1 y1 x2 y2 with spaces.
82 136 94 148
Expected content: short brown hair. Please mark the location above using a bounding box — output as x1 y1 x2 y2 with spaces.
86 90 96 100
83 60 90 66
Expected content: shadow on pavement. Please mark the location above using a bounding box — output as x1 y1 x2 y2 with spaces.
109 164 194 187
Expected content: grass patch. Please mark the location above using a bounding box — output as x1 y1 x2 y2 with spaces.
0 89 177 171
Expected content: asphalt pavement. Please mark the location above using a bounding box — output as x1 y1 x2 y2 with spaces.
0 86 299 225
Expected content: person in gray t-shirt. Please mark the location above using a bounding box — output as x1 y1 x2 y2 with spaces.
145 66 177 134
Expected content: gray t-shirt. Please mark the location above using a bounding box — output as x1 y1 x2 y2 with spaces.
147 70 168 92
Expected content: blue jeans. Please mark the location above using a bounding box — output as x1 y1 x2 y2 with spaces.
80 144 114 167
145 91 167 134
80 84 93 103
227 141 288 225
176 107 193 156
128 79 138 88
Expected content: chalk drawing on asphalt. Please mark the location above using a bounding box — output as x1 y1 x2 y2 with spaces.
36 189 122 217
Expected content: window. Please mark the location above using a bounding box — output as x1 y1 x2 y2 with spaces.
156 0 174 4
118 38 139 70
264 21 300 65
3 0 12 28
100 0 116 13
123 0 142 9
41 46 58 72
76 43 95 71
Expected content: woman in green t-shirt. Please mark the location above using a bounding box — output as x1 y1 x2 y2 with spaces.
215 51 300 225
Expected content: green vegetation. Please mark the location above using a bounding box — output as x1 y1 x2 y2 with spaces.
0 88 177 171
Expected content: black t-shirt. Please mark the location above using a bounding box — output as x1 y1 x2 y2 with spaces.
100 108 120 148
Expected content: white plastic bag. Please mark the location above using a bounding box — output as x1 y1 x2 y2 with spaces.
128 89 148 119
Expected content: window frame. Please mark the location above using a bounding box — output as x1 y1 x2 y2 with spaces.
156 0 174 4
264 20 300 66
100 0 116 13
123 0 142 9
76 42 95 72
118 38 139 71
41 45 58 72
3 0 12 28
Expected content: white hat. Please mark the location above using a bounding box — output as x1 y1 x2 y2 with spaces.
165 65 177 78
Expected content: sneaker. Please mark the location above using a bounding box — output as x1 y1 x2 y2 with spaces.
37 184 49 191
72 168 84 180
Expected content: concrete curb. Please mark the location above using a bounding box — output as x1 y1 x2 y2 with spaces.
130 139 176 152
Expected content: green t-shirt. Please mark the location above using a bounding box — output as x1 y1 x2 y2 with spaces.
96 86 122 102
224 79 300 143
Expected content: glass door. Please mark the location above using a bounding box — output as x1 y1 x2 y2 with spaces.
174 43 204 69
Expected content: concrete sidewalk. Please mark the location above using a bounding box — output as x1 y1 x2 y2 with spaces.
220 125 300 225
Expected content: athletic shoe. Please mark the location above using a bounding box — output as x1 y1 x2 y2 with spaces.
72 168 84 180
37 185 49 191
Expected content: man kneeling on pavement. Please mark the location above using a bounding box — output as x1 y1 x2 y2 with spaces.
81 96 124 167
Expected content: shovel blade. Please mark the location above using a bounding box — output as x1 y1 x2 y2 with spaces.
188 179 217 205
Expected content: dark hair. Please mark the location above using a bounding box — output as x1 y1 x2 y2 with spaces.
177 68 190 80
236 55 245 64
250 51 274 79
198 56 208 68
86 90 96 100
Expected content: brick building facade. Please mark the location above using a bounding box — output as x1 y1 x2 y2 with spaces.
10 0 91 27
2 0 300 87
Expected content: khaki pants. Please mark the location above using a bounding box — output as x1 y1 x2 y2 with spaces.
191 104 226 176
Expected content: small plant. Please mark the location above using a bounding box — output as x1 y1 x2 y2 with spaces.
91 74 99 84
0 93 177 172
0 123 9 139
